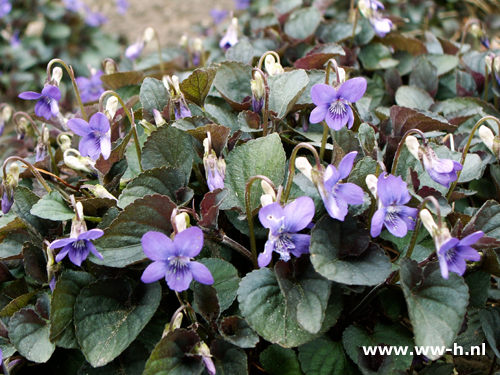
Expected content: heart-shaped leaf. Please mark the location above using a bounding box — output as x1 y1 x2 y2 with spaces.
140 77 170 123
180 68 217 107
267 70 309 119
30 191 74 221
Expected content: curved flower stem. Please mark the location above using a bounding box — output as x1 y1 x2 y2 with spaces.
46 58 87 122
390 129 428 175
257 51 281 71
35 168 79 191
252 68 270 136
200 227 253 263
457 18 482 57
2 156 52 193
405 195 442 261
167 304 191 333
319 122 329 161
152 28 165 74
325 58 340 86
446 115 500 200
245 175 277 269
283 142 323 203
13 112 41 137
348 7 358 50
99 90 143 173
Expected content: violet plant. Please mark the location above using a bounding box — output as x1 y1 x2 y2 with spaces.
2 1 500 374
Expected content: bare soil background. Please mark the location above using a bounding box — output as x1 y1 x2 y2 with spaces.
99 0 234 45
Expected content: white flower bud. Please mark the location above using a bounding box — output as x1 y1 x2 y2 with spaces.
1 106 12 123
250 73 265 100
25 20 45 37
179 35 188 48
261 180 276 199
264 55 284 76
143 27 155 43
494 56 500 75
485 55 493 73
405 135 421 161
52 67 63 85
58 134 72 151
419 209 438 235
64 149 95 173
8 163 20 183
153 109 166 126
162 75 170 90
295 157 313 182
358 0 369 17
81 184 118 201
171 75 181 94
260 194 274 207
193 38 203 52
106 97 119 120
337 67 346 84
104 60 116 74
366 174 378 198
479 125 495 151
174 212 190 233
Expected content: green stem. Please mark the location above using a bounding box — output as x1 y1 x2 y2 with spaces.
348 7 358 50
257 51 281 71
99 90 143 173
13 112 41 137
2 156 52 193
405 196 442 261
390 129 427 175
200 227 253 263
446 115 500 200
484 64 489 102
319 122 329 161
457 18 482 57
46 58 87 122
252 68 269 136
283 143 322 203
325 58 340 86
84 216 102 223
245 175 277 269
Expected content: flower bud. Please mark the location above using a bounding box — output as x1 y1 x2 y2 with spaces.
469 23 482 38
192 38 203 53
419 209 438 235
52 67 63 85
58 134 72 151
405 135 421 160
105 60 116 74
337 67 346 84
174 212 191 233
195 342 216 375
494 56 500 76
163 311 183 337
1 164 19 214
203 136 226 191
106 96 119 120
485 55 493 73
365 174 378 198
25 19 45 37
143 27 155 43
36 127 50 162
9 163 20 183
70 201 87 238
64 149 95 173
251 73 265 100
179 34 188 48
81 184 117 201
264 55 284 76
17 117 28 140
1 105 12 123
479 125 500 158
153 109 166 126
295 157 313 182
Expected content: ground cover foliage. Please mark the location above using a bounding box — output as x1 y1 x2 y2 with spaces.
1 0 500 374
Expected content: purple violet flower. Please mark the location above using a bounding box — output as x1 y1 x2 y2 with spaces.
76 69 105 103
62 0 81 12
1 188 14 214
18 85 61 120
115 0 129 14
174 102 192 119
49 228 104 267
125 41 144 60
140 227 214 292
234 0 250 10
10 30 20 49
0 0 12 18
67 112 111 160
84 8 107 27
219 18 238 50
210 8 228 24
309 78 367 131
318 151 365 221
370 173 417 238
360 0 393 37
438 231 483 279
258 196 315 267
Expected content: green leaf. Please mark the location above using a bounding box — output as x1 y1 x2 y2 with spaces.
101 71 144 90
221 133 286 212
179 68 217 107
409 55 438 96
142 329 204 375
211 338 248 375
395 86 434 110
237 260 341 347
478 306 500 358
316 22 362 44
9 308 55 363
390 106 457 137
342 323 414 371
198 258 240 312
0 231 30 259
298 336 356 375
219 316 260 348
464 200 500 241
226 41 254 64
118 167 191 208
140 77 170 123
0 290 37 318
347 156 377 193
94 195 176 267
426 55 459 77
260 345 303 375
13 186 49 236
74 278 161 367
465 271 491 308
358 123 376 156
141 125 194 184
358 43 399 70
213 61 252 111
294 44 346 70
30 191 74 221
23 242 48 284
268 70 309 119
309 216 392 286
50 270 95 342
400 259 468 360
284 7 321 40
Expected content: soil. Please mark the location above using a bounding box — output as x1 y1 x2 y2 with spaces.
99 0 234 44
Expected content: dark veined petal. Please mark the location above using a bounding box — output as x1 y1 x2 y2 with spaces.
79 132 101 160
88 112 110 133
259 202 285 233
34 99 52 120
338 151 358 180
324 105 349 131
141 261 168 283
283 196 315 233
337 77 367 103
289 233 311 257
174 226 204 257
55 243 73 262
166 264 193 292
189 261 214 285
310 84 338 106
67 118 91 137
321 185 348 221
446 256 467 277
18 91 42 100
142 231 175 261
439 238 460 255
68 243 90 266
384 209 409 237
323 164 340 191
